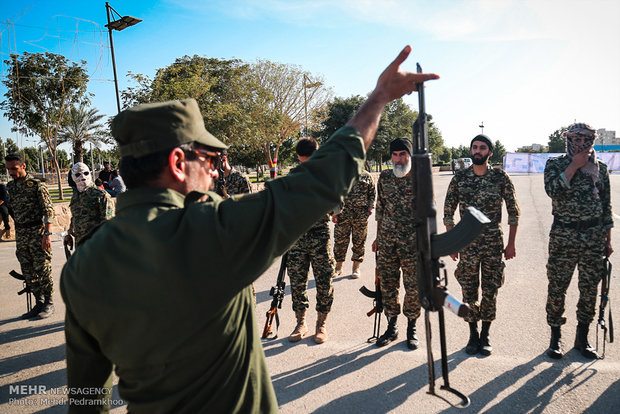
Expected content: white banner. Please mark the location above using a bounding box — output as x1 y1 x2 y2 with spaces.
503 152 620 173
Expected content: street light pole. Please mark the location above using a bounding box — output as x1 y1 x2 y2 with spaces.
105 2 142 113
479 122 484 134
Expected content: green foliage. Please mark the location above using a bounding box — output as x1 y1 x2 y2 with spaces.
548 127 567 153
59 104 110 163
318 95 365 143
490 140 507 164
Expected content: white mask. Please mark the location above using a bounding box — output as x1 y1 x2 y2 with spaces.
71 162 92 192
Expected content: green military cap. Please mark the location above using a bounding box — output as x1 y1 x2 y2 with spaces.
112 98 228 158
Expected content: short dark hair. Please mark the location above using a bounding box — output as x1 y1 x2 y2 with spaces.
119 142 206 189
296 138 318 157
5 153 25 164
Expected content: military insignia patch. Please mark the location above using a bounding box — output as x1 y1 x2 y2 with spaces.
26 181 34 187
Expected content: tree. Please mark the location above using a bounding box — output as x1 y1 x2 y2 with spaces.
490 140 507 165
548 127 567 153
318 95 365 143
59 104 110 163
251 59 332 165
1 52 89 199
1 138 20 173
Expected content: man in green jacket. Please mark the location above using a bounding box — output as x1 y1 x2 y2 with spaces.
60 45 439 413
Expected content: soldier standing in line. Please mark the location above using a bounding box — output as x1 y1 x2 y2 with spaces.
63 163 114 248
0 182 12 239
287 137 336 344
5 153 56 319
371 138 421 349
443 135 519 356
214 149 252 198
333 168 375 278
544 123 614 360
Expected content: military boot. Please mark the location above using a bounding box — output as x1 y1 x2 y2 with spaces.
38 295 55 319
574 323 598 359
314 312 328 344
351 262 361 279
288 310 308 342
465 322 480 355
21 294 44 319
479 321 492 356
335 262 344 276
546 326 563 359
376 316 398 347
406 318 419 350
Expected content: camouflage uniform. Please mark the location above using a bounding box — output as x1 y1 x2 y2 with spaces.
68 184 115 245
444 166 519 323
214 169 252 198
333 170 375 263
544 156 613 327
7 174 55 297
375 170 420 319
287 215 335 313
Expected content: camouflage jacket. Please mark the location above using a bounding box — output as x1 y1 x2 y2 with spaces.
337 170 376 219
443 166 519 229
69 185 115 243
7 174 55 225
214 169 252 198
375 169 417 238
544 155 613 228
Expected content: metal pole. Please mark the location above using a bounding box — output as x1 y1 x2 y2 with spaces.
106 2 122 113
304 77 308 138
90 143 95 174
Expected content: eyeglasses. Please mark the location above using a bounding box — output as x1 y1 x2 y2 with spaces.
186 148 220 171
74 171 90 177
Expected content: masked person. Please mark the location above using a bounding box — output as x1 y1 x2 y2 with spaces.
64 162 114 248
214 149 252 198
4 152 55 319
59 46 440 412
372 138 421 350
443 135 519 356
544 123 614 360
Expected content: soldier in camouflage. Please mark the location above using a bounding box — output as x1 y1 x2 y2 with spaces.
333 169 375 278
5 153 56 319
444 135 519 356
63 163 114 248
214 150 252 198
287 138 335 344
372 138 420 350
544 123 614 360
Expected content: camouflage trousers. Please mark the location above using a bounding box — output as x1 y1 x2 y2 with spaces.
376 233 420 319
287 227 335 314
333 214 369 263
455 229 505 323
15 227 53 297
546 226 606 327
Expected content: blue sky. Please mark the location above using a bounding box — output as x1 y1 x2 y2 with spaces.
0 0 618 152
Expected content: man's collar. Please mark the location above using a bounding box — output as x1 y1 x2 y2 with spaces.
115 187 187 213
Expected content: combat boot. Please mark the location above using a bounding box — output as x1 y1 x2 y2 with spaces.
21 294 44 319
376 316 398 347
314 312 328 344
574 323 598 359
406 318 419 350
38 295 55 319
479 321 492 356
351 262 361 279
465 322 480 355
546 326 563 359
335 262 344 276
288 310 308 342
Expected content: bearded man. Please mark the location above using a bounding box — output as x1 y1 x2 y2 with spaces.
544 123 614 360
443 134 519 356
64 163 115 248
371 138 421 349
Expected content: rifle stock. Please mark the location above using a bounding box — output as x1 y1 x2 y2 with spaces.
412 63 488 408
262 253 288 340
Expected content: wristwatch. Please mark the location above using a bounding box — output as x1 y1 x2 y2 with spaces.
43 230 52 236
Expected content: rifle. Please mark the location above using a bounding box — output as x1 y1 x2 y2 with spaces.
596 256 614 358
412 63 490 408
218 154 229 199
9 269 33 312
262 253 288 339
359 252 383 342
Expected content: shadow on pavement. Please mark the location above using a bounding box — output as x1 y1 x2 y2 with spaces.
0 321 64 346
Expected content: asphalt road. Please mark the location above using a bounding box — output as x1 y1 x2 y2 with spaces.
1 171 619 413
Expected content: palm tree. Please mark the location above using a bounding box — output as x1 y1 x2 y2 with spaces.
59 104 109 163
